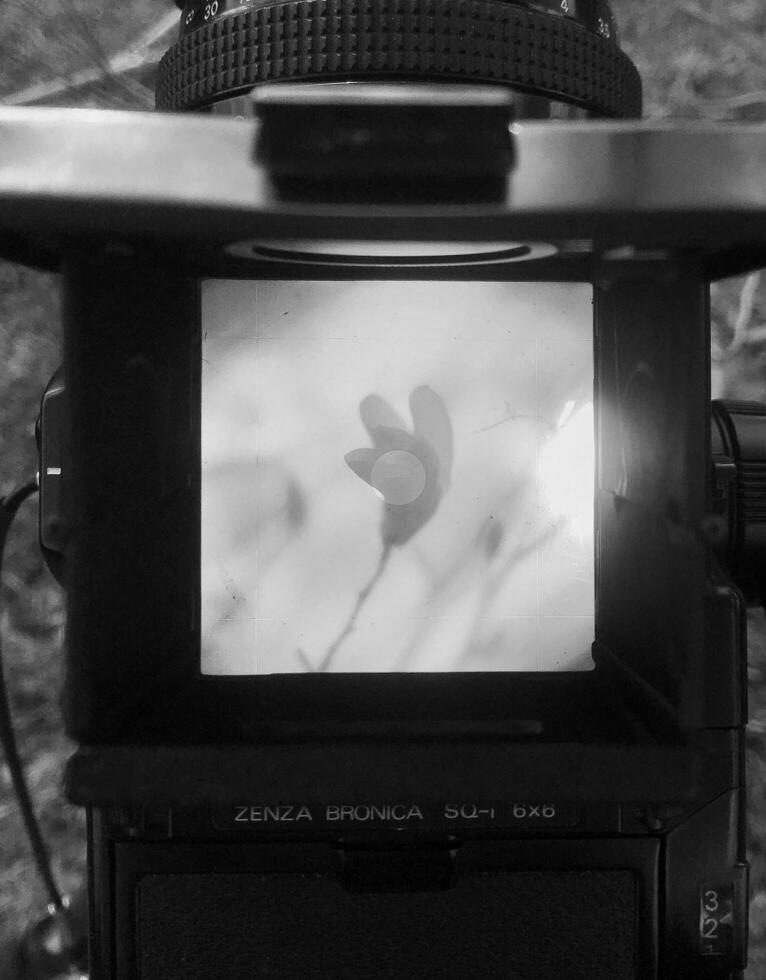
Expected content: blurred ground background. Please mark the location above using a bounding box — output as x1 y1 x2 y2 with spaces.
0 0 765 975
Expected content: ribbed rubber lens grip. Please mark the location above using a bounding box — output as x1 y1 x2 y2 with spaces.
156 0 642 117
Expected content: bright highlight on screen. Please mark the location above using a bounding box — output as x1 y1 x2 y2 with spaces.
201 280 594 674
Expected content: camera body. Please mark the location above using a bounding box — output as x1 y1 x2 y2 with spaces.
9 2 766 976
23 101 754 978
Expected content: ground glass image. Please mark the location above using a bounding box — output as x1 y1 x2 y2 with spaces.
201 280 594 674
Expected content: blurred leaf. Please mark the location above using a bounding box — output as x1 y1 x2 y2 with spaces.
483 518 504 559
285 479 306 532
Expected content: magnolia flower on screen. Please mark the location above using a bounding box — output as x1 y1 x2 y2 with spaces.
344 385 453 546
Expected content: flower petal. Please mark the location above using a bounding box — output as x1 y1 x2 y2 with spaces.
371 425 416 452
344 448 378 484
410 385 453 482
360 394 408 447
381 484 442 546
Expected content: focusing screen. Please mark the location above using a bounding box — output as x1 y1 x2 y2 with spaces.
201 280 594 674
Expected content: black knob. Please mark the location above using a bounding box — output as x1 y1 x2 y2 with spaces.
252 83 515 203
711 400 766 606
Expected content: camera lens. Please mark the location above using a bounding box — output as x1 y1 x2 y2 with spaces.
157 0 640 118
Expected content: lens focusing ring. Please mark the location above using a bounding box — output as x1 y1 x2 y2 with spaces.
158 0 641 117
178 0 619 42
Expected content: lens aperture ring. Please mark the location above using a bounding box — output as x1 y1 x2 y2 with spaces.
157 0 641 117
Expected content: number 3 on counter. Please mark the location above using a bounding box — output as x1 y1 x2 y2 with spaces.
699 884 734 957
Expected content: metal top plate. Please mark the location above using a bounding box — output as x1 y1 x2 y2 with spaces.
1 107 766 274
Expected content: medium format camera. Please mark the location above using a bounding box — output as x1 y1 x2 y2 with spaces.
8 0 766 977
